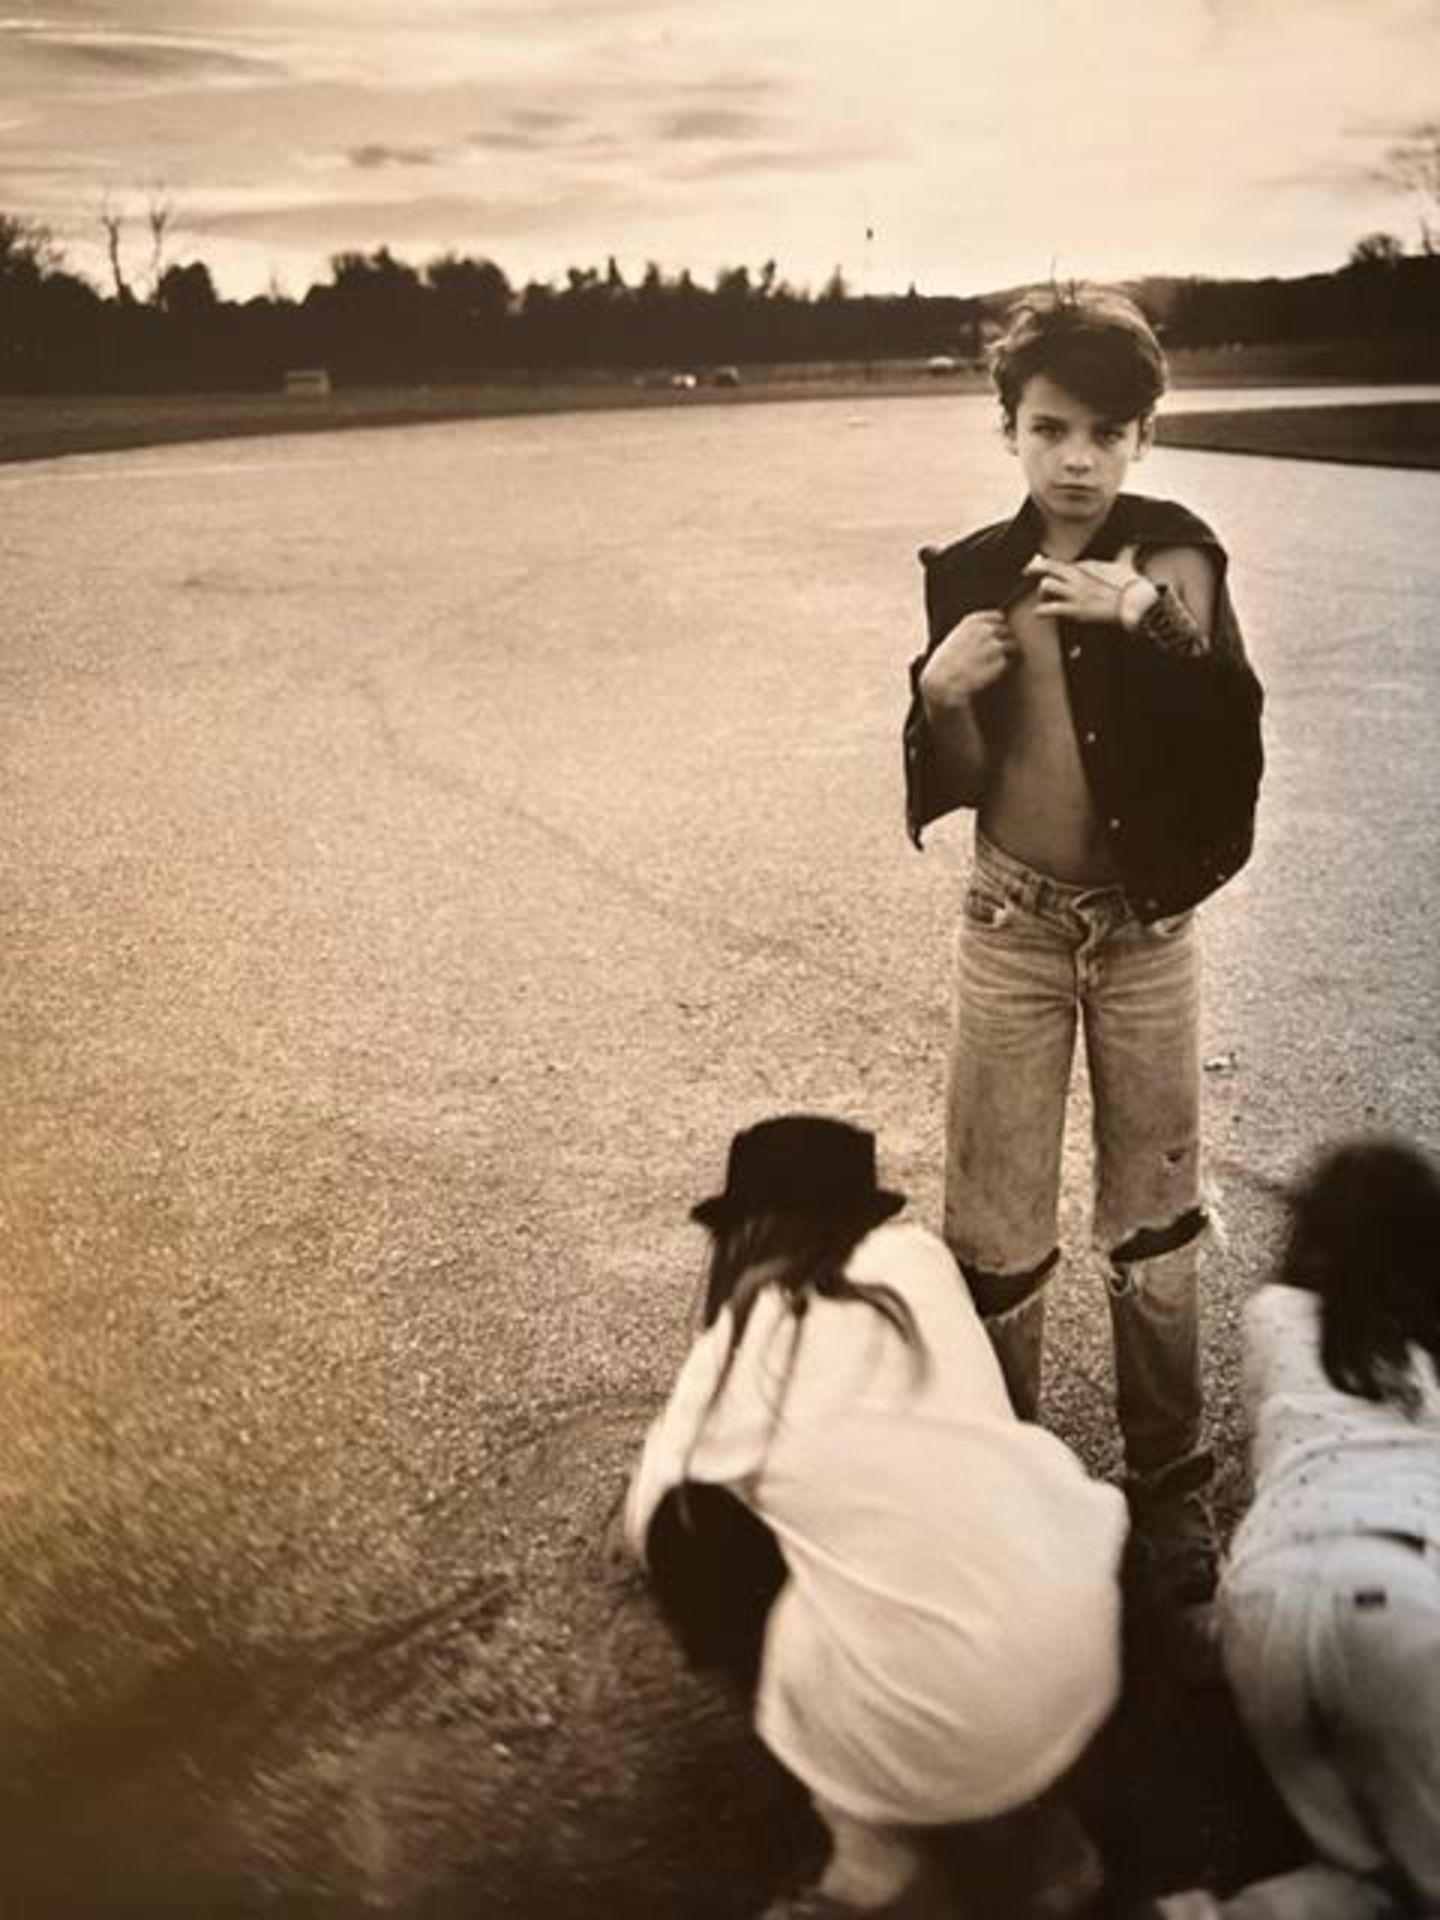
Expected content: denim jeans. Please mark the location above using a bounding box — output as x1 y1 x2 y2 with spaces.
945 833 1207 1485
1219 1534 1440 1910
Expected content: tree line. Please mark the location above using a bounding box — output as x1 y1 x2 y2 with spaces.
1152 238 1440 354
2 212 1439 395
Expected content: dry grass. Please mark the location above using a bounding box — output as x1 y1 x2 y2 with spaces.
1157 401 1440 469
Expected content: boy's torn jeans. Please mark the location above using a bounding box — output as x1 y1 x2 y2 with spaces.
944 834 1210 1495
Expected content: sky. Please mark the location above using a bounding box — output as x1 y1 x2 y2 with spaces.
1 0 1437 301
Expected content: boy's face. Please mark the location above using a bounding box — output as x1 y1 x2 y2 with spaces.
1006 373 1151 532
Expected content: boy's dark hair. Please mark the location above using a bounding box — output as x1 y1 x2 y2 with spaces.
1281 1135 1440 1415
990 282 1167 429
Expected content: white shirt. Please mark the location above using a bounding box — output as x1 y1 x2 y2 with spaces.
626 1221 1127 1824
1226 1283 1440 1580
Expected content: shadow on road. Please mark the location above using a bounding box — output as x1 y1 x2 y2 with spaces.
2 1400 1308 1920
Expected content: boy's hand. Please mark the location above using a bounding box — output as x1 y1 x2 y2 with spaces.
920 609 1019 705
1024 545 1158 629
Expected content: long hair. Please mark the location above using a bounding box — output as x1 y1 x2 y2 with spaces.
684 1206 925 1468
704 1202 920 1359
1280 1135 1440 1415
653 1207 923 1693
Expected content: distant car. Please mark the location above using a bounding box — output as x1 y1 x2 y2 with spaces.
282 366 332 397
668 371 699 391
709 365 742 388
926 354 960 376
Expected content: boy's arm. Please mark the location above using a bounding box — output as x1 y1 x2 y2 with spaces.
1026 543 1217 656
1131 544 1216 656
912 609 1017 803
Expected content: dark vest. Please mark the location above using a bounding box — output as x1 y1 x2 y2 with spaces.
903 491 1265 921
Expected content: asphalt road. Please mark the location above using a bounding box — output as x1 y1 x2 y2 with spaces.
2 396 1437 1918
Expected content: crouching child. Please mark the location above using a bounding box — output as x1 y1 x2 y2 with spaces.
626 1114 1128 1919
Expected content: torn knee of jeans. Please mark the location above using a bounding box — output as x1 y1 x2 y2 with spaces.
961 1247 1058 1319
1110 1206 1207 1267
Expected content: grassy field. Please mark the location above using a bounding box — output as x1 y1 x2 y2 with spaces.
2 367 1439 471
1157 401 1440 469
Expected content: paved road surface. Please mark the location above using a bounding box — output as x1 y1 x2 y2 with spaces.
2 398 1437 1916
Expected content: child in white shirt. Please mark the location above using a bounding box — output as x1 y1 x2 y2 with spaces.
1156 1137 1440 1920
626 1114 1128 1919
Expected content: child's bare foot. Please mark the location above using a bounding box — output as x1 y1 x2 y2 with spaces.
759 1856 958 1919
757 1874 955 1919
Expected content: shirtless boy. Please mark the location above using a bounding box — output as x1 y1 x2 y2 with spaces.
903 284 1264 1628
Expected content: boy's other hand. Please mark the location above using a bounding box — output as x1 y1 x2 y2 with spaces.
919 609 1019 705
1025 545 1157 628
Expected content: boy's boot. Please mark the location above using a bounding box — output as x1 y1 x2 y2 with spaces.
1122 1453 1219 1678
1104 1231 1219 1664
968 1256 1054 1423
982 1285 1046 1423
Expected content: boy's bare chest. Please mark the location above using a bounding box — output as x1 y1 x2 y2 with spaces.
1003 588 1075 737
980 583 1112 878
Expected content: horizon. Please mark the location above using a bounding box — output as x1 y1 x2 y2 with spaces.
18 231 1436 310
2 1 1434 305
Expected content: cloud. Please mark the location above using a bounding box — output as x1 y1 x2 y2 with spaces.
1254 160 1396 198
1343 113 1438 140
654 105 769 142
422 0 672 17
508 107 576 131
456 83 779 158
41 37 271 79
1281 116 1440 197
3 0 1432 300
346 142 443 170
667 142 856 182
0 18 280 83
191 183 642 251
466 115 580 153
1196 0 1435 38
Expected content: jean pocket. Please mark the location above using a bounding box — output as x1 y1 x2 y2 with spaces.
1144 910 1194 940
962 884 1013 929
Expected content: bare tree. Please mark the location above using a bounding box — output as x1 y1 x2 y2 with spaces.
96 186 178 301
1379 121 1440 253
144 187 175 300
99 194 130 300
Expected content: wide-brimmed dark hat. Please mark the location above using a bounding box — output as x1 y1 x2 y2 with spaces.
690 1115 906 1229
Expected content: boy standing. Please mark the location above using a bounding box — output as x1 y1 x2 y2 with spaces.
903 286 1264 1630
